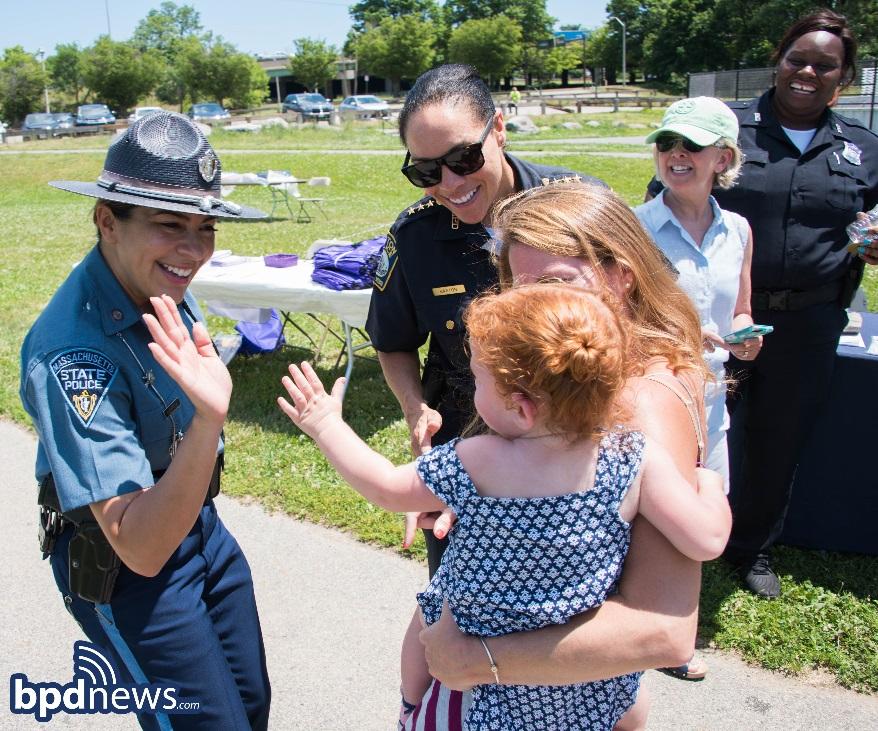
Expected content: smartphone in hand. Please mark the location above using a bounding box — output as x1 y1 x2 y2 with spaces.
723 324 774 344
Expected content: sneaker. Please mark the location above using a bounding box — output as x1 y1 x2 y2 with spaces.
742 553 780 599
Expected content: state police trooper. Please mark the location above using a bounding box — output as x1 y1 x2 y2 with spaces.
21 112 271 729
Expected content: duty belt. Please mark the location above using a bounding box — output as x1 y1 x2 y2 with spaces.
751 279 843 312
37 455 223 558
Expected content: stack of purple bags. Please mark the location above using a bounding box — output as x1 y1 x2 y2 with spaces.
311 235 387 290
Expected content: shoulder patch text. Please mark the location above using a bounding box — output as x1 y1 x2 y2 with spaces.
49 349 118 427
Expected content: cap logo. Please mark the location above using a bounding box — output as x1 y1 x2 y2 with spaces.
671 100 696 115
198 151 218 183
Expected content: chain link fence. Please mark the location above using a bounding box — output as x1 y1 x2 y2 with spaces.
689 58 877 131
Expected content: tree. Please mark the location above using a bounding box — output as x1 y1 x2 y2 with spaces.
232 56 271 109
354 15 436 91
447 0 552 44
448 16 523 86
581 26 613 85
132 1 203 58
547 44 584 85
349 0 438 33
180 40 268 109
80 37 161 113
131 2 206 110
0 46 47 125
47 44 84 105
288 39 337 94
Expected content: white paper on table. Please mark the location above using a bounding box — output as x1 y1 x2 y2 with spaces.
206 302 274 323
839 332 865 348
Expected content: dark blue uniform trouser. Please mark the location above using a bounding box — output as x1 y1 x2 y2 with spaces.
51 503 271 730
725 301 846 560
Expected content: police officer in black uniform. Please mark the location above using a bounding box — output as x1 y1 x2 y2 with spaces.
648 11 878 598
366 62 605 726
366 64 605 574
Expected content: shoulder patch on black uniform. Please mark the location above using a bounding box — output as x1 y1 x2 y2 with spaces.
49 349 118 427
373 232 399 292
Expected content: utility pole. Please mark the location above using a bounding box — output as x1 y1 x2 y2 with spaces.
609 16 626 86
36 49 50 113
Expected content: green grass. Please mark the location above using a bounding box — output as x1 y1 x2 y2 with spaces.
2 130 876 694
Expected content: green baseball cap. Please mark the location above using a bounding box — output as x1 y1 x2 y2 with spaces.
645 96 739 146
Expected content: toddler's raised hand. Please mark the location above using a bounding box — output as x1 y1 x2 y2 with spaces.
277 361 346 440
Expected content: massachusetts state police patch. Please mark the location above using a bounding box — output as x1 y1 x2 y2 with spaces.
49 349 118 427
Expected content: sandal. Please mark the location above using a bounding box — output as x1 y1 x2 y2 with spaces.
658 653 708 681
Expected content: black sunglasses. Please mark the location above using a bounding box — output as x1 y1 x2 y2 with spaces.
654 134 720 153
401 116 495 188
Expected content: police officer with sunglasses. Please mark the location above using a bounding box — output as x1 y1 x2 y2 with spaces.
366 65 604 573
366 64 604 724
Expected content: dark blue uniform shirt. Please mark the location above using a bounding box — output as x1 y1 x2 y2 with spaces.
366 154 604 436
718 89 878 291
20 245 220 513
649 89 878 294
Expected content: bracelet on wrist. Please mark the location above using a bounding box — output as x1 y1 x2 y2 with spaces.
479 637 500 685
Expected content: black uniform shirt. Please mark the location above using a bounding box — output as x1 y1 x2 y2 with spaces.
713 90 878 291
366 154 604 434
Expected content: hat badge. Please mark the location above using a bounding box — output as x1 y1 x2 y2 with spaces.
198 151 218 183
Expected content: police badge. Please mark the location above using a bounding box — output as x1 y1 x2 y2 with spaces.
198 151 219 183
842 142 862 166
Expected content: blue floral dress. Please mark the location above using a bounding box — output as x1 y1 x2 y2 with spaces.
415 430 644 731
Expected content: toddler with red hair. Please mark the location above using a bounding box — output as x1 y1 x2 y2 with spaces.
278 283 730 731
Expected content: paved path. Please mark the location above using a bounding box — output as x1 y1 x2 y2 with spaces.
2 419 876 730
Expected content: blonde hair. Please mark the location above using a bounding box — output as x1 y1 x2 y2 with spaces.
493 183 708 380
715 136 742 189
464 284 628 439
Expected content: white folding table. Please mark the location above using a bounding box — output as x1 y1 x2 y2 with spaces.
189 258 373 393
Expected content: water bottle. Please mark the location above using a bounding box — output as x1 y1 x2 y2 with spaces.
846 204 878 244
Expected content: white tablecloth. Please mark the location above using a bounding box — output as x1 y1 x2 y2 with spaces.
190 258 372 328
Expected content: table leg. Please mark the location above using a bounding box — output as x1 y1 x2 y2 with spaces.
341 323 354 398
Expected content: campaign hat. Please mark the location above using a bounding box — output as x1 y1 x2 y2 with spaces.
50 111 266 219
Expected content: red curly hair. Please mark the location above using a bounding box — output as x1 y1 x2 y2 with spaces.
464 283 629 439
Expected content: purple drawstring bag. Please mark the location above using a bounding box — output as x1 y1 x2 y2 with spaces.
234 309 285 354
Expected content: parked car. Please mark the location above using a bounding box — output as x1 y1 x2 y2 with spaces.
22 112 59 131
51 112 75 129
128 106 164 123
187 102 231 124
282 93 333 120
338 95 390 120
76 104 116 126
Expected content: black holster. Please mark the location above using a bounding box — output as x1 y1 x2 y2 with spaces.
421 353 447 410
37 455 222 604
68 522 121 604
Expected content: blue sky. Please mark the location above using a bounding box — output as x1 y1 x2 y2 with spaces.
1 1 610 58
